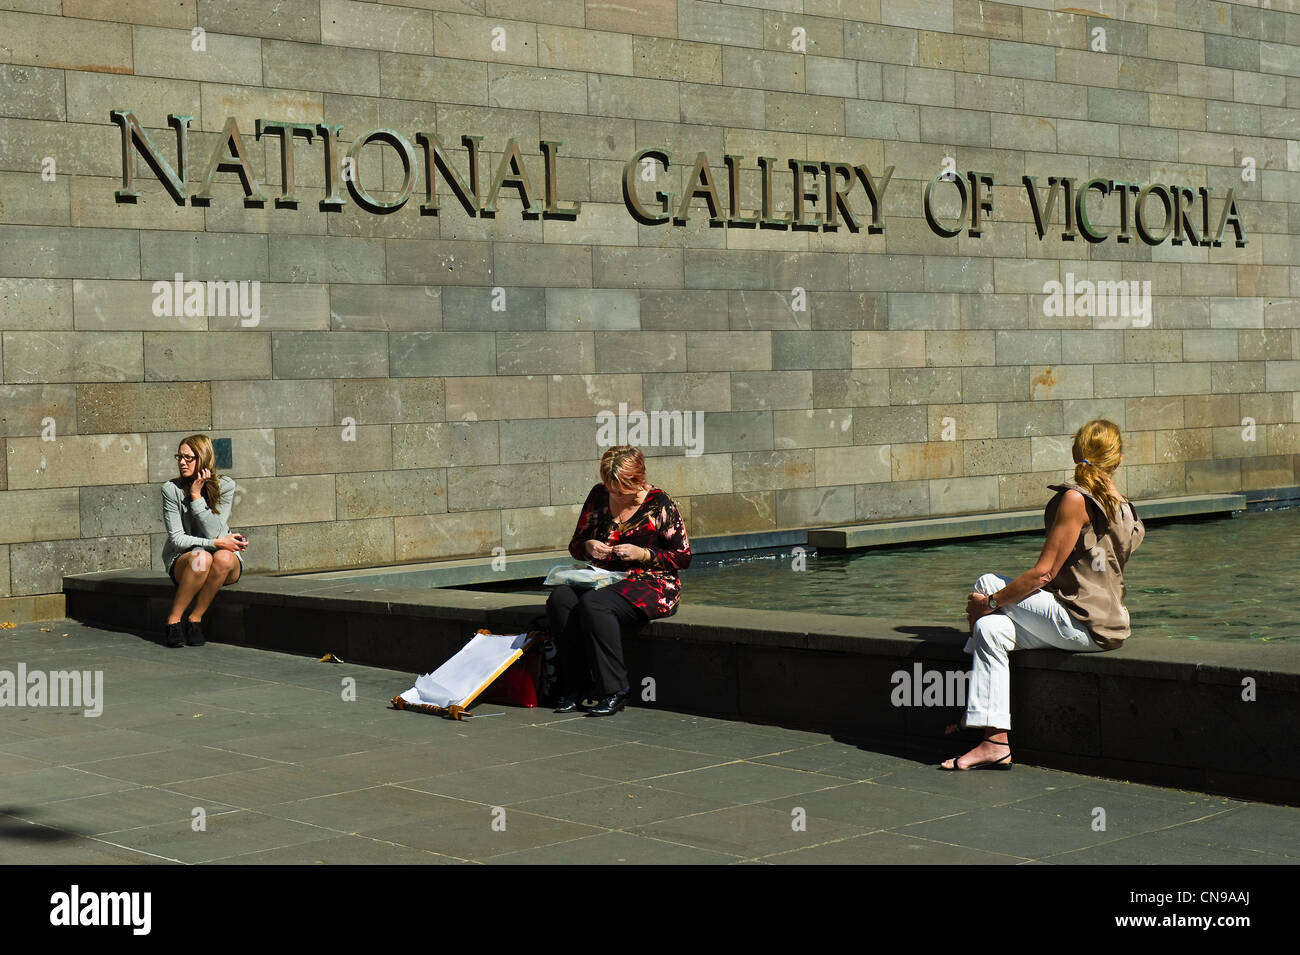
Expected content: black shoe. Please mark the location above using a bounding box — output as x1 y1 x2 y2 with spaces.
587 692 628 717
165 622 185 648
184 619 205 647
553 696 582 713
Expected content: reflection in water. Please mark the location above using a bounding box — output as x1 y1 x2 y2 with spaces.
683 509 1299 642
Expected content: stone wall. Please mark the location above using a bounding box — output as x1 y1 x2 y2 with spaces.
0 0 1297 619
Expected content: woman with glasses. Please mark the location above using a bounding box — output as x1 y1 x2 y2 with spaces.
161 434 246 647
547 445 692 716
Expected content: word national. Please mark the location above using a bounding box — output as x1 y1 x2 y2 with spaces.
152 273 260 326
0 664 103 717
596 403 704 457
50 886 151 935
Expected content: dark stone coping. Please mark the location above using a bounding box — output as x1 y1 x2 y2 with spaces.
64 567 1299 805
808 492 1246 551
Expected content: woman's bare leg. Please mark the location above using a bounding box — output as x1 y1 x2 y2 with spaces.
167 551 210 624
187 551 239 621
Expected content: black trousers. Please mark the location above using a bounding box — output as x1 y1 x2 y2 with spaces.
546 585 647 698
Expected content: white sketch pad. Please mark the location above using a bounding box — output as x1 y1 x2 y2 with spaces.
399 632 531 709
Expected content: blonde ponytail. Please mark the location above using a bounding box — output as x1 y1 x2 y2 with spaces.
1071 420 1123 521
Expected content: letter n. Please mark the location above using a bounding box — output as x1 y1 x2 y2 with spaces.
110 110 191 204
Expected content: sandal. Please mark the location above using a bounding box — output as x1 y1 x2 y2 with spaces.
939 738 1012 771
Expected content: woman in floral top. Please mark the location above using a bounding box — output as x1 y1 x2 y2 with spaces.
546 445 691 716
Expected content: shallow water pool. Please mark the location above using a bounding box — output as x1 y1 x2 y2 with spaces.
682 508 1299 642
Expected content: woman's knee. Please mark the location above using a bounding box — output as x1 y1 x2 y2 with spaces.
182 551 211 576
973 573 1004 595
971 614 1014 653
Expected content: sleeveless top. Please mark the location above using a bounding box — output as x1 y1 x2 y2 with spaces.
1041 481 1145 649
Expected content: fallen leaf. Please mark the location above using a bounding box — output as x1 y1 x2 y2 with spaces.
319 652 344 663
0 622 16 629
39 626 52 632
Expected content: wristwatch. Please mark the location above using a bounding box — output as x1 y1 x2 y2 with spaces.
987 595 999 611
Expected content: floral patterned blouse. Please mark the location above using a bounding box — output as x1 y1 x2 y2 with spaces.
568 484 692 619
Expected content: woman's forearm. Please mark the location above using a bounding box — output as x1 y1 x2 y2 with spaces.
991 567 1050 608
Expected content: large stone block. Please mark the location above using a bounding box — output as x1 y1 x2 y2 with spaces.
265 39 380 95
732 449 814 492
337 468 447 520
0 64 64 120
4 331 142 382
200 0 321 42
230 474 335 526
731 371 812 411
816 444 892 486
77 381 209 434
0 225 139 280
547 374 642 418
0 170 67 226
545 288 639 331
0 487 78 543
499 417 597 464
0 9 132 72
7 433 146 493
390 332 495 377
501 502 583 553
72 279 206 332
443 375 543 421
336 378 445 425
446 463 548 511
685 490 776 536
0 279 71 331
275 424 391 475
141 232 269 283
131 24 262 84
488 64 586 113
268 235 383 285
496 331 593 375
278 517 394 571
393 421 499 469
678 0 762 47
633 35 721 84
211 379 333 429
493 243 591 288
144 331 271 381
776 484 855 527
396 509 500 561
324 0 434 55
326 284 438 333
11 534 150 596
0 384 76 437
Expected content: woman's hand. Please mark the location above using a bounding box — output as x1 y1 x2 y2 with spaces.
612 543 646 563
966 592 993 628
189 467 212 500
215 534 248 552
585 539 613 560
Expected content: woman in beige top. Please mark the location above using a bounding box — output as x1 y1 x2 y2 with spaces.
942 419 1145 770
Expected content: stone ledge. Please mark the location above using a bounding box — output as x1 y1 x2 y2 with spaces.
808 493 1246 550
64 567 1299 804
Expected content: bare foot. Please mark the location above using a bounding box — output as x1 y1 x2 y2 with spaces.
939 736 1012 770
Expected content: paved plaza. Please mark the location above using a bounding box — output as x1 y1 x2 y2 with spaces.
0 619 1294 865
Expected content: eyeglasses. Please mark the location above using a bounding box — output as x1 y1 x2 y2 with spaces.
174 454 197 463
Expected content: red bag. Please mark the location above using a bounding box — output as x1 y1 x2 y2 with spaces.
480 649 542 707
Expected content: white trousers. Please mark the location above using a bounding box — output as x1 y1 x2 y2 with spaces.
962 573 1104 730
